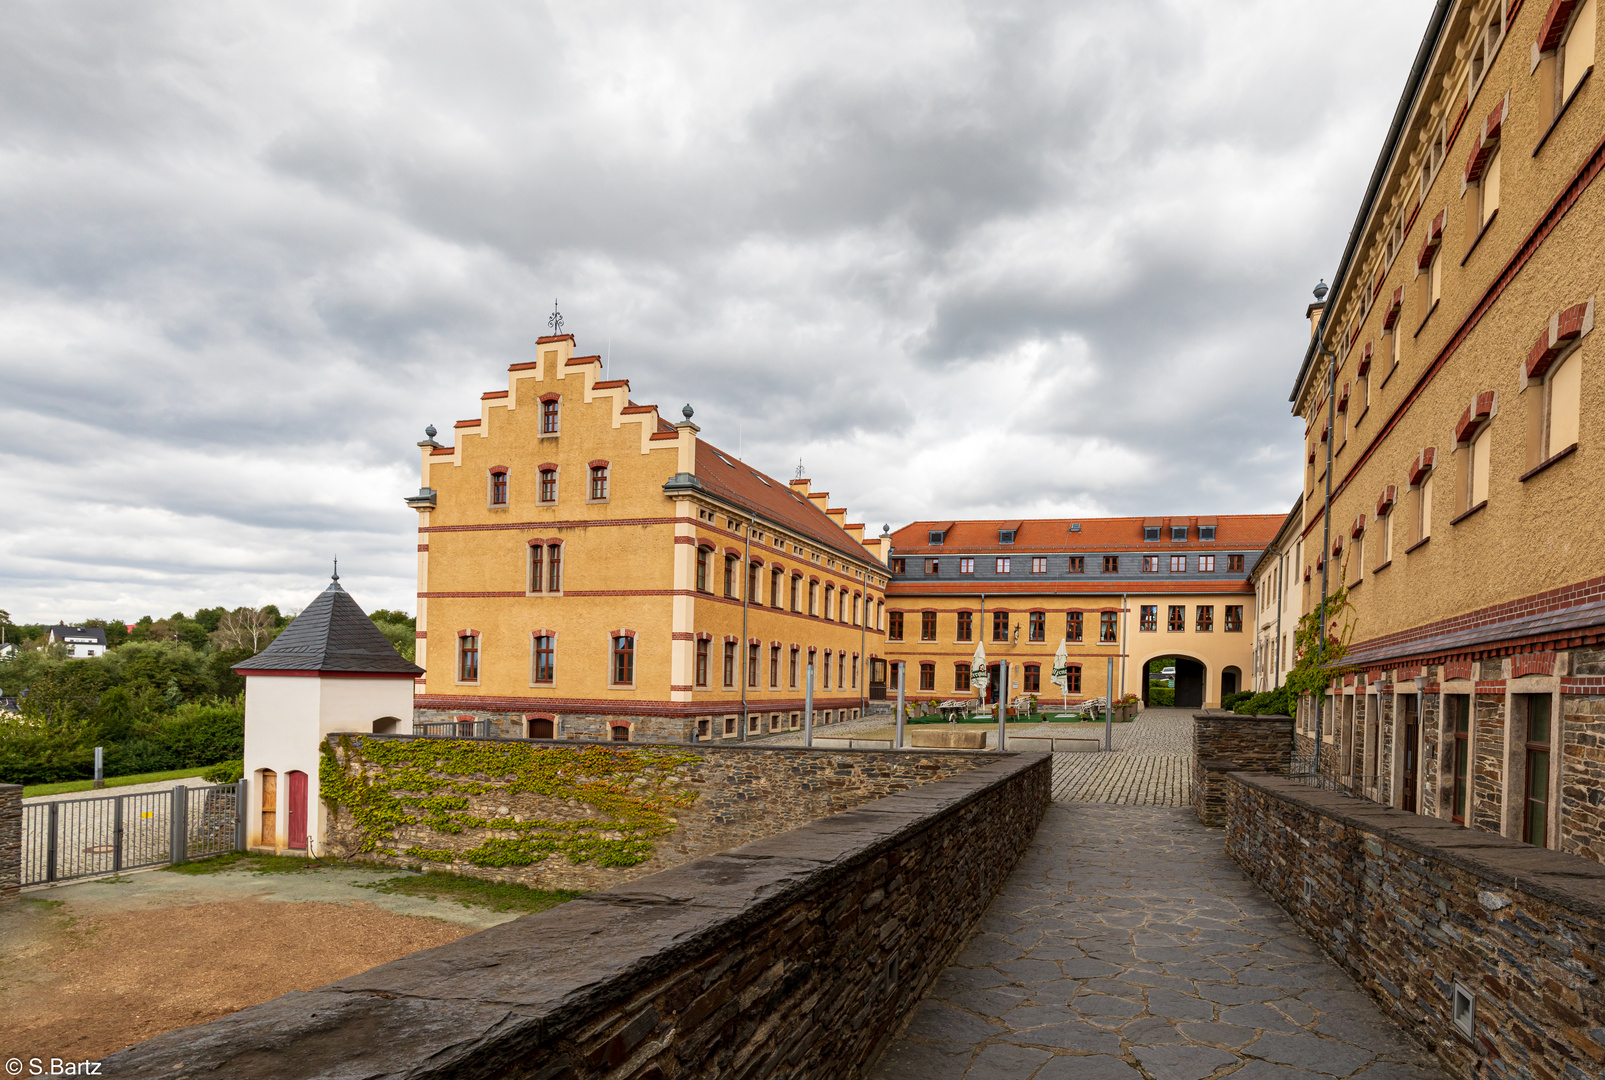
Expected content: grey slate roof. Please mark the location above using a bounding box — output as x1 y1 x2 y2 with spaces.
49 625 108 646
235 580 424 676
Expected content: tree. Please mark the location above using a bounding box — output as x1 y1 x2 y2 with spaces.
369 609 415 630
211 607 281 652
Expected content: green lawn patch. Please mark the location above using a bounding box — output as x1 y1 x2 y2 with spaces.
362 871 581 914
23 766 215 798
162 851 390 876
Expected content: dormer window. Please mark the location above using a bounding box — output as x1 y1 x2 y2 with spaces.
928 530 945 545
1199 526 1216 541
999 529 1016 544
1170 526 1187 542
1144 526 1161 542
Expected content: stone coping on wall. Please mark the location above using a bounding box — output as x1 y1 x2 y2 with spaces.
104 751 1051 1077
1190 710 1296 724
1229 772 1605 922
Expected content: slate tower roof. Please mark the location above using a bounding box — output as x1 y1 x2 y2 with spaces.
234 579 424 677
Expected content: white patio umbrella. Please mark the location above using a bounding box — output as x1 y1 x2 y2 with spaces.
970 641 988 713
1050 639 1070 713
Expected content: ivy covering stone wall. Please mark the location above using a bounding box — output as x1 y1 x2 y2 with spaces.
321 734 992 892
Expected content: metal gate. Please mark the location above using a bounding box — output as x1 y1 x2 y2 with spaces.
21 780 246 886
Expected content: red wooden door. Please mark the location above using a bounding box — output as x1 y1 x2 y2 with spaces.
287 770 308 850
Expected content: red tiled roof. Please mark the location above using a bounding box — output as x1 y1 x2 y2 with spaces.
694 442 872 566
890 515 1284 554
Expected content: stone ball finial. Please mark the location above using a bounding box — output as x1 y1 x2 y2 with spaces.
425 424 437 439
1312 279 1329 301
882 523 891 536
682 404 694 420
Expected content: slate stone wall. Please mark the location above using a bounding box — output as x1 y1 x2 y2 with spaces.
1190 712 1292 826
1226 772 1605 1080
105 752 1052 1080
324 737 994 892
0 784 20 905
1562 694 1605 862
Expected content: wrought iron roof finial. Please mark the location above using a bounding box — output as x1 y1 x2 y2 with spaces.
332 557 339 583
548 300 564 337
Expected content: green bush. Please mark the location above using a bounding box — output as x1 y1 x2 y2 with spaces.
202 759 244 783
1221 690 1255 712
1148 686 1175 707
1231 685 1294 717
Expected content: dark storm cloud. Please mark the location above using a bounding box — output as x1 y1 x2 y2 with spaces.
0 0 1435 620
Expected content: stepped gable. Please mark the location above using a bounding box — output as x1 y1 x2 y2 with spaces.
234 580 424 676
890 515 1285 553
694 441 867 564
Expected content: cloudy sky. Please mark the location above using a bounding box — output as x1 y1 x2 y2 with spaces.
1 0 1434 624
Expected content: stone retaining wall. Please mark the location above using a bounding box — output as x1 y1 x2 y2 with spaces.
105 751 1052 1079
1226 772 1605 1080
1190 712 1292 825
324 736 995 892
0 784 19 904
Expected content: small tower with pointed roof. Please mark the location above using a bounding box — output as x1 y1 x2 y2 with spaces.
234 573 423 854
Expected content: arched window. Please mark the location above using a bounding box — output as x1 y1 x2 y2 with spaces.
489 468 508 506
723 641 736 687
696 546 711 592
611 635 634 686
695 638 710 686
589 464 608 500
771 567 783 607
547 544 562 592
611 724 630 742
529 543 544 593
724 555 738 598
539 468 558 503
541 398 560 434
458 633 479 681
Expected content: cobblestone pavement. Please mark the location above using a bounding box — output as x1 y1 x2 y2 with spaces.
1052 708 1194 807
871 804 1445 1080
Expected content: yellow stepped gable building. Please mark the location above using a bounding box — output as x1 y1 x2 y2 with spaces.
1288 0 1605 855
406 333 891 743
883 516 1282 710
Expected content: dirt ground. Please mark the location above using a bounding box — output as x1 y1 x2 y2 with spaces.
0 867 501 1063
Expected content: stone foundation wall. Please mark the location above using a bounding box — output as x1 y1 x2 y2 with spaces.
324 737 994 892
0 784 19 905
414 705 866 744
1226 772 1605 1080
1190 712 1292 826
106 752 1053 1080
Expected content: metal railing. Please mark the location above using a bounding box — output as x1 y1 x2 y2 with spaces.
415 719 493 739
22 781 244 886
1286 769 1390 803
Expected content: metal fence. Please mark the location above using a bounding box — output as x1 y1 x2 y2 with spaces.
416 719 493 738
22 781 245 886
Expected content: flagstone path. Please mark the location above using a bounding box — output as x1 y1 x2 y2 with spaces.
868 802 1446 1080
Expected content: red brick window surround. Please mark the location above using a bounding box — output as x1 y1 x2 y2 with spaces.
540 395 560 435
457 630 480 682
489 467 508 506
1066 611 1083 642
588 461 609 501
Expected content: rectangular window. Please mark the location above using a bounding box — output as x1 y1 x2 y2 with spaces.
993 611 1009 642
927 530 944 545
695 639 709 687
539 469 557 503
1525 694 1552 847
547 544 562 592
1066 611 1083 641
1416 472 1435 543
1023 664 1041 693
1562 0 1596 105
1450 694 1471 824
1198 555 1215 572
1144 526 1161 541
458 635 479 681
957 611 973 641
1469 425 1492 508
1099 611 1118 643
770 646 780 688
1169 555 1186 572
724 556 737 598
1479 150 1501 229
809 582 818 615
1103 555 1120 573
533 636 554 684
1196 605 1214 632
959 557 975 574
530 545 544 592
772 568 783 607
790 648 799 687
1167 605 1185 632
1143 556 1160 572
791 575 801 611
925 558 940 575
890 557 906 574
1546 350 1582 458
1381 510 1394 565
1068 556 1085 573
1228 555 1244 573
1199 525 1216 541
1224 605 1243 632
589 466 608 500
822 655 831 689
954 663 971 692
1170 525 1187 541
541 399 559 434
490 470 508 506
1031 557 1048 574
749 562 761 603
696 548 709 592
723 642 735 687
612 637 634 685
919 663 935 692
838 653 846 689
998 529 1016 544
1140 605 1158 632
1028 611 1045 641
1064 665 1082 694
747 643 759 688
996 557 1011 573
888 611 904 641
921 611 937 641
